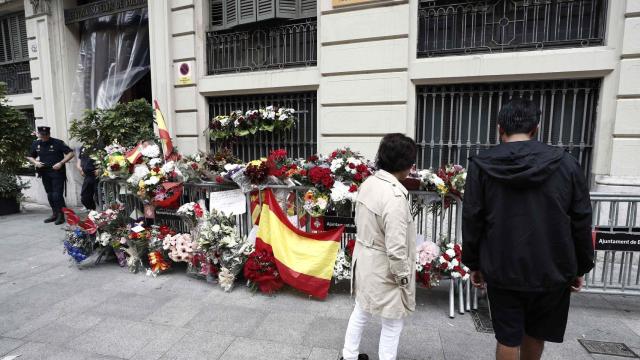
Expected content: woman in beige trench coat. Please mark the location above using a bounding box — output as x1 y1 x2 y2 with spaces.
340 133 417 360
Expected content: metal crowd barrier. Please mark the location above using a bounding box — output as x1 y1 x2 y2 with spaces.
584 193 640 296
97 180 472 317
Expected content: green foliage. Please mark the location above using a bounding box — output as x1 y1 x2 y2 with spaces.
69 99 156 155
0 83 35 175
0 172 29 200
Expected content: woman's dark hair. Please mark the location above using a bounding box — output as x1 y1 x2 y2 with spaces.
497 97 541 135
375 133 416 173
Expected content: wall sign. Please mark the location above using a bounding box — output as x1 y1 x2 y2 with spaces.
325 215 356 234
64 0 147 24
594 228 640 252
176 62 194 85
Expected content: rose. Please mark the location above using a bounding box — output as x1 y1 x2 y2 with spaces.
354 173 363 182
348 184 358 193
193 203 204 218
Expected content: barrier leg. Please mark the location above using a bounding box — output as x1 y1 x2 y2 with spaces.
465 278 471 311
458 278 465 314
449 279 455 318
472 286 478 310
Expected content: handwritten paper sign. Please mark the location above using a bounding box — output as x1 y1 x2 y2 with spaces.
210 189 247 216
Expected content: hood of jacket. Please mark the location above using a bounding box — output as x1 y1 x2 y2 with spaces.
471 140 565 187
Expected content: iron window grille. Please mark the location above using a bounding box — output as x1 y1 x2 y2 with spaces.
415 79 600 177
0 60 32 95
207 19 317 75
0 12 31 95
209 91 317 161
417 0 607 57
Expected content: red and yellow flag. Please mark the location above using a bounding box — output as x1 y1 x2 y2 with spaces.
126 142 143 164
255 189 344 299
154 100 174 159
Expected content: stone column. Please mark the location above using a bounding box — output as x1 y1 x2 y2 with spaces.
595 0 640 192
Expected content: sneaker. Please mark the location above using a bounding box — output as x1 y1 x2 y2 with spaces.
54 212 65 225
43 213 57 223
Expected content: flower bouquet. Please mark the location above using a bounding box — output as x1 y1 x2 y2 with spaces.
437 242 470 280
266 149 297 181
209 115 233 140
100 142 130 179
163 233 196 263
258 106 296 132
244 159 269 185
417 169 448 196
176 201 205 230
146 225 175 276
303 188 330 217
330 181 357 217
231 110 258 137
333 239 355 281
437 164 467 197
416 240 441 288
243 247 284 295
328 148 372 186
307 166 334 193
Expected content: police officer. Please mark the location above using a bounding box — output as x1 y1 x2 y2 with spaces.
26 126 75 225
76 146 100 210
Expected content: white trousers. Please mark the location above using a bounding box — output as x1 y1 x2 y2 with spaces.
342 303 404 360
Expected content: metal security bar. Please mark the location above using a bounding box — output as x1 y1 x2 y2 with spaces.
584 193 640 296
209 91 317 161
417 0 607 57
0 61 32 94
415 79 600 175
206 19 317 75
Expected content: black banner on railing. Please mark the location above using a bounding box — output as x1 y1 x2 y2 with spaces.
594 228 640 252
325 216 356 234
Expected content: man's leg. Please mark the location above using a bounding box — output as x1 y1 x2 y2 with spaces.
520 335 544 360
487 287 526 360
378 316 404 360
41 174 56 222
342 302 372 360
50 176 66 224
81 176 96 210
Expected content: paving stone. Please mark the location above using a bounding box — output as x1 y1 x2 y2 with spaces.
308 347 339 360
24 313 103 345
253 311 317 345
67 318 178 359
184 303 268 338
144 295 206 327
159 329 235 360
130 326 190 360
0 337 24 356
303 316 349 350
6 341 120 360
91 291 171 322
219 337 312 360
439 328 495 360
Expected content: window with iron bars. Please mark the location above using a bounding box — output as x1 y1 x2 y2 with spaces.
415 79 600 177
206 19 317 75
0 12 31 94
417 0 607 57
209 92 317 161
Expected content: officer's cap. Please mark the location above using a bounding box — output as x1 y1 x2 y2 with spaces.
37 126 51 135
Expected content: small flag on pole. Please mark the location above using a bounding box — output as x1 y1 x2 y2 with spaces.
154 100 174 159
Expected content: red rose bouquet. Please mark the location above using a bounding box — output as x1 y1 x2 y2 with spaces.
243 248 284 295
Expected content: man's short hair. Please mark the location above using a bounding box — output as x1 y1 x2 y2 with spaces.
497 98 541 136
375 133 416 173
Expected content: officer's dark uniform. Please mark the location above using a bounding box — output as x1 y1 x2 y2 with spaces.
79 147 98 210
30 128 72 223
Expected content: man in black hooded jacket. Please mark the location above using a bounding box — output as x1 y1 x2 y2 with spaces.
462 98 594 360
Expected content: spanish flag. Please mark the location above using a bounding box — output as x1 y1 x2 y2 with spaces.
256 189 344 299
126 142 143 164
154 100 174 159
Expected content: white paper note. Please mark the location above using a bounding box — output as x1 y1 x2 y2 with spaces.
210 189 247 216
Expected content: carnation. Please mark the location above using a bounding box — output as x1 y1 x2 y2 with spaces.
133 164 150 178
141 144 161 158
149 158 162 167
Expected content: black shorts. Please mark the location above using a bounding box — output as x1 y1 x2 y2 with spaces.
487 286 571 347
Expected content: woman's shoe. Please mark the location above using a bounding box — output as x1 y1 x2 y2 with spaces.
339 355 369 360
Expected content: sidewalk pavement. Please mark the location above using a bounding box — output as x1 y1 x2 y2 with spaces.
0 204 638 360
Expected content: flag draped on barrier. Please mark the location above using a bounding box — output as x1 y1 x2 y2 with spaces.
255 189 344 299
154 100 174 159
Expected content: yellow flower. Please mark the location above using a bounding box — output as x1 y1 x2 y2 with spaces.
139 180 145 189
